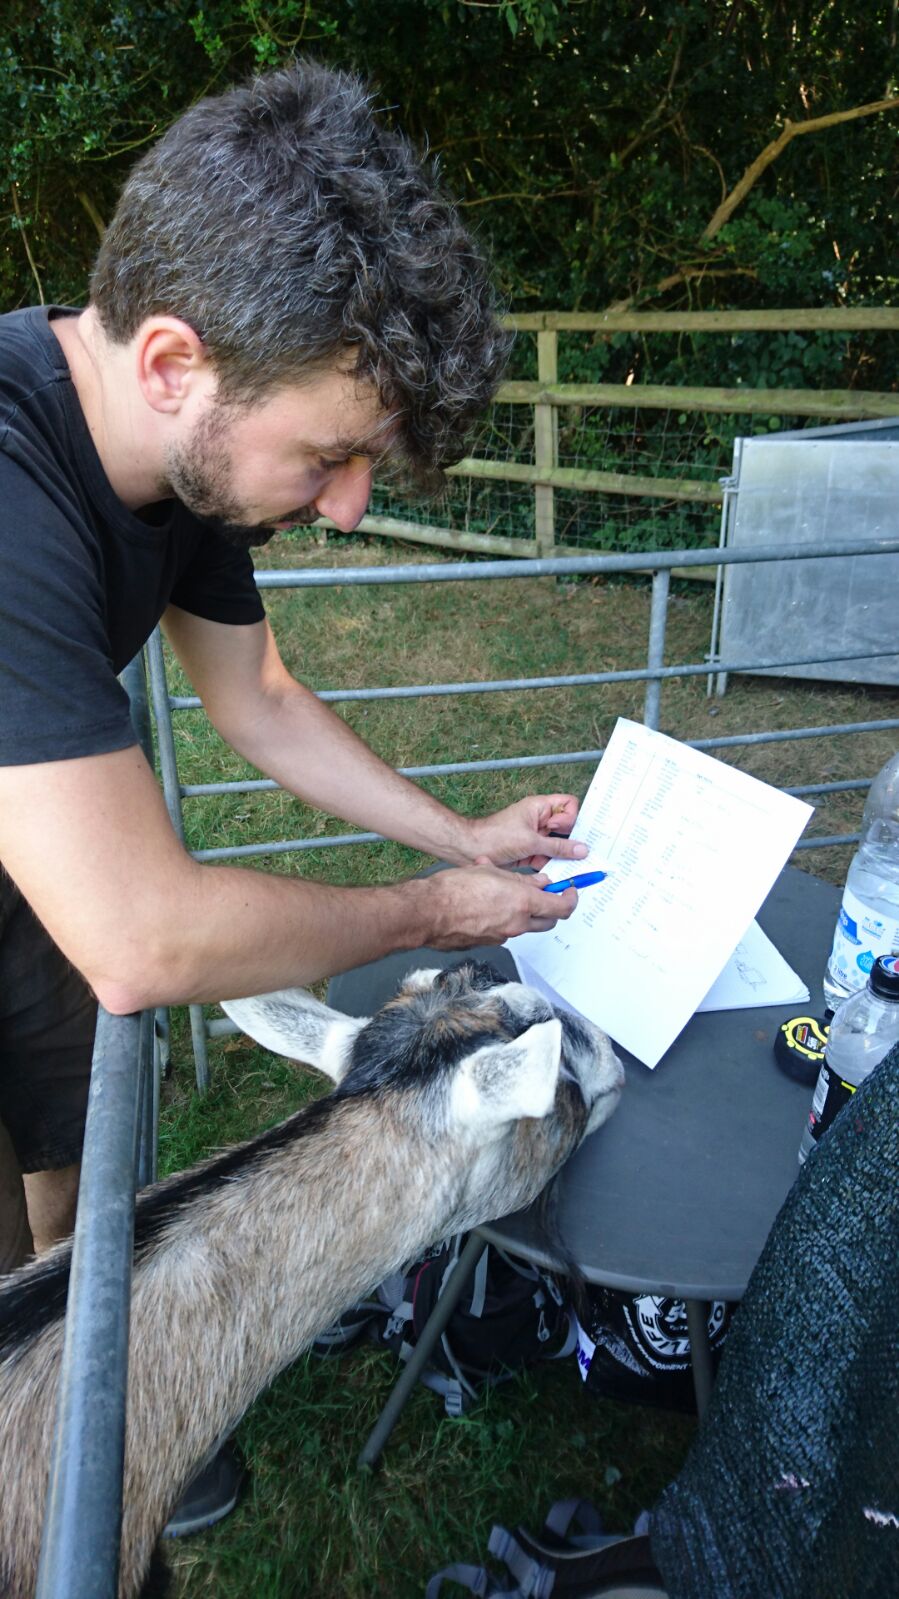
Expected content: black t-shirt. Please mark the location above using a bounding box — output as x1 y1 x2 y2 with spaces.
0 306 265 766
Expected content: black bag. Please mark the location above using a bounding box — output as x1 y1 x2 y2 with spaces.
425 1498 664 1597
314 1234 576 1416
575 1286 734 1414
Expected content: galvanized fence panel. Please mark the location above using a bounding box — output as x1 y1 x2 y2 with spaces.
145 535 899 1065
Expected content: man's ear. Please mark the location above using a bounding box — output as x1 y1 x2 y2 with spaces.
448 1018 563 1131
220 989 369 1082
135 316 210 414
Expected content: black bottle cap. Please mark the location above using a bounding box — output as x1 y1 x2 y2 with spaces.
869 954 899 999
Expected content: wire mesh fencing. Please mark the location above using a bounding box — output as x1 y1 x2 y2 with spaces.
361 311 899 560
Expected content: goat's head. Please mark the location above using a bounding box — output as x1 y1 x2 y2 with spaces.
221 960 623 1224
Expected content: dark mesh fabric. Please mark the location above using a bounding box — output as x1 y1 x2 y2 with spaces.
651 1041 899 1599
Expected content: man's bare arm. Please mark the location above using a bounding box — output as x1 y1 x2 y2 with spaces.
0 747 574 1015
162 607 588 868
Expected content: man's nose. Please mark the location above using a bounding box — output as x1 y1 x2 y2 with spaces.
315 457 372 533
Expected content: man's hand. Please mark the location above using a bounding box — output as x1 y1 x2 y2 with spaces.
413 862 578 948
465 794 587 872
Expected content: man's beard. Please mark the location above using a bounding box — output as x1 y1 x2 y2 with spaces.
163 406 314 550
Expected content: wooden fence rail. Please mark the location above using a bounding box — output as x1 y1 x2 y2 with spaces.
505 308 899 333
447 458 721 505
495 381 899 419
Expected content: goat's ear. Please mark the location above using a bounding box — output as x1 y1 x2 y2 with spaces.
401 966 442 991
450 1018 563 1131
219 990 368 1082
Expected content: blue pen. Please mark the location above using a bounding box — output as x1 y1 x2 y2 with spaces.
542 870 607 894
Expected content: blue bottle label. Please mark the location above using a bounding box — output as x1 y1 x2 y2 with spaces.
828 886 899 992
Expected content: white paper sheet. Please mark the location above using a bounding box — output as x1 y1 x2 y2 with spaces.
696 919 809 1012
507 719 813 1068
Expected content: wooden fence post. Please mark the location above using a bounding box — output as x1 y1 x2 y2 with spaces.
535 329 558 558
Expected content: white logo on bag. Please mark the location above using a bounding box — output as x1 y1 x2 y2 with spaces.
627 1296 726 1364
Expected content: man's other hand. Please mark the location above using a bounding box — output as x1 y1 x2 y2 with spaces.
465 794 588 872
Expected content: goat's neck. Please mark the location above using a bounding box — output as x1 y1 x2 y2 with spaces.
120 1093 465 1587
0 1093 471 1599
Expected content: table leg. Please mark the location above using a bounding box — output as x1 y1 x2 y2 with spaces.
356 1231 487 1470
685 1298 714 1419
681 1304 710 1419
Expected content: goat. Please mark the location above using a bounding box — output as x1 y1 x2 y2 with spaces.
0 959 623 1599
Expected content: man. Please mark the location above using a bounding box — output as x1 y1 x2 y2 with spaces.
1 56 592 1535
0 60 585 1281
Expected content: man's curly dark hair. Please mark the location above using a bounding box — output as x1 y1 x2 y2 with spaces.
89 60 512 485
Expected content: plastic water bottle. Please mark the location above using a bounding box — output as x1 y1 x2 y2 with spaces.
799 953 899 1163
822 752 899 1013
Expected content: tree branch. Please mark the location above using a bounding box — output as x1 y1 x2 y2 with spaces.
603 266 758 315
9 184 43 304
458 186 595 208
701 94 899 241
77 190 106 242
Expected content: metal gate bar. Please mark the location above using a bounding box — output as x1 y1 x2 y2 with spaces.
146 629 211 1093
34 1008 146 1599
34 657 156 1599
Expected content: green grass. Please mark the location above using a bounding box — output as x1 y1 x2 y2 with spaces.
158 532 899 1596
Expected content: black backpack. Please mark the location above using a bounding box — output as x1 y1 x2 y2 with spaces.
425 1498 664 1597
575 1285 734 1413
314 1233 576 1415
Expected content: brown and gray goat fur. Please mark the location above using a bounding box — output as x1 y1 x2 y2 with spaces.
0 960 622 1599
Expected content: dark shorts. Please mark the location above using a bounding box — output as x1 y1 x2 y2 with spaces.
0 870 96 1171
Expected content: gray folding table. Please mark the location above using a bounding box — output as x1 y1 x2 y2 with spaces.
328 865 841 1465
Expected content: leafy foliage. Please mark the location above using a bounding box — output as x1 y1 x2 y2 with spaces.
5 1 898 318
3 1 896 554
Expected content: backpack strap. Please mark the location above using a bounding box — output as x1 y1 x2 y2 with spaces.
542 1498 606 1542
433 1240 490 1413
310 1300 383 1355
424 1529 558 1597
417 1368 471 1417
424 1507 665 1598
543 1313 579 1362
468 1239 491 1318
424 1557 526 1597
487 1526 557 1596
512 1523 663 1594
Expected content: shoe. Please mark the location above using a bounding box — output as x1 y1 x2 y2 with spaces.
162 1440 245 1538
